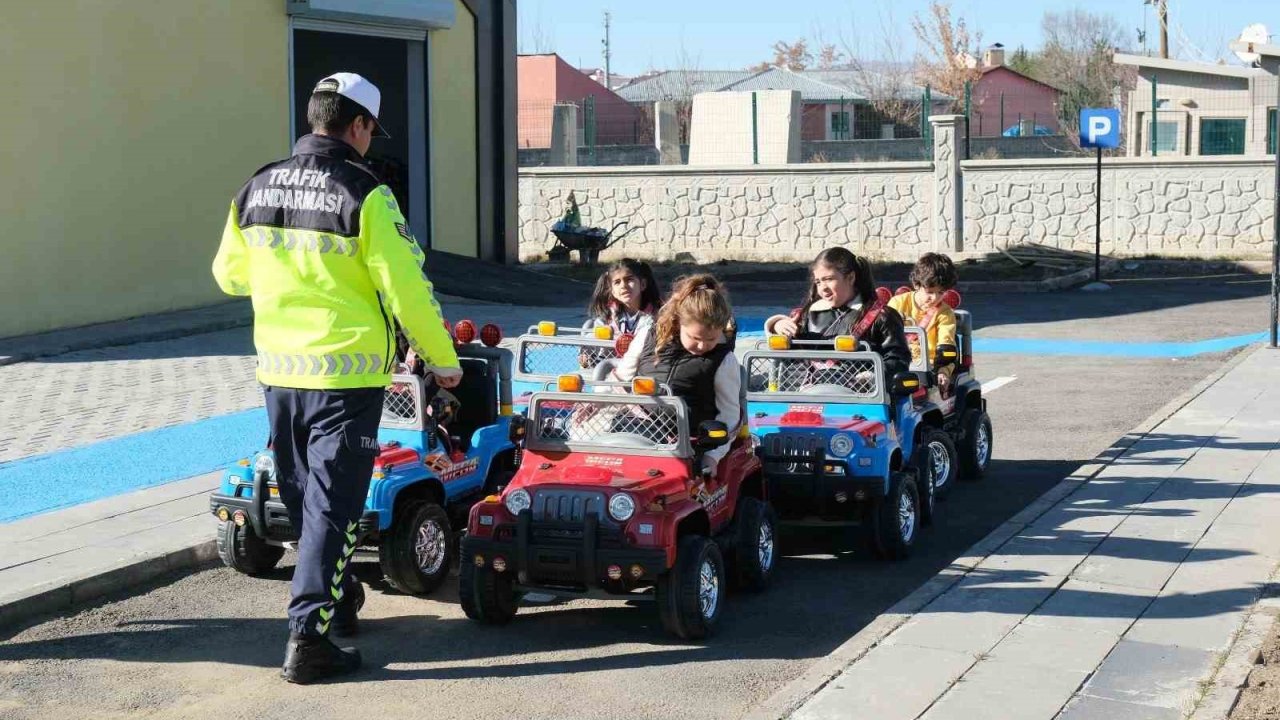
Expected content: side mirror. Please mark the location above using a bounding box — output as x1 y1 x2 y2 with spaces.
693 420 731 450
890 371 930 396
935 343 959 366
508 414 527 444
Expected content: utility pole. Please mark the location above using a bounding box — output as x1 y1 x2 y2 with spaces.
1158 0 1169 59
602 11 612 90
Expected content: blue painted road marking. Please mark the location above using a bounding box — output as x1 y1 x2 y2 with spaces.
0 409 266 523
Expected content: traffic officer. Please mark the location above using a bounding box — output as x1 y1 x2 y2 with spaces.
213 72 461 684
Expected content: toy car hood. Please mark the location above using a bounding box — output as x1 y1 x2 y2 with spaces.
506 450 690 498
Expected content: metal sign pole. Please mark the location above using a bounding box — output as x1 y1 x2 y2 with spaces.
1095 146 1103 283
1272 75 1280 348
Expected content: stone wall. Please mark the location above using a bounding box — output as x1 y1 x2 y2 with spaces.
963 157 1276 256
518 136 1277 264
519 163 934 262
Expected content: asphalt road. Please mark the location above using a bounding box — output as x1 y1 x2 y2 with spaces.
0 276 1268 720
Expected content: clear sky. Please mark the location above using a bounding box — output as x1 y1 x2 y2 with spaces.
518 0 1278 76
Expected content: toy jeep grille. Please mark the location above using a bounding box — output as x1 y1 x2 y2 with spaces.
532 397 681 450
745 356 880 397
517 338 617 377
532 489 607 523
381 375 424 429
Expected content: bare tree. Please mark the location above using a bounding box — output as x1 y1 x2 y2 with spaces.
838 4 923 136
519 3 555 54
750 39 814 71
911 1 983 101
1037 9 1132 149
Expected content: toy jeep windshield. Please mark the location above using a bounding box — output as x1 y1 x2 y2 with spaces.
511 320 622 408
460 375 776 639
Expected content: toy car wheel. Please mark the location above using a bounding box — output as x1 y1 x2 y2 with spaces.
217 520 284 576
871 472 919 561
911 437 937 528
960 410 993 480
459 555 520 624
656 535 725 640
917 426 958 504
379 501 454 595
733 497 778 592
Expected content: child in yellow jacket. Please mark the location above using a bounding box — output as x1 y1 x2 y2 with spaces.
889 253 959 396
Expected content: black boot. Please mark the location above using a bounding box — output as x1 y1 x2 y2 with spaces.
330 580 366 637
281 632 362 684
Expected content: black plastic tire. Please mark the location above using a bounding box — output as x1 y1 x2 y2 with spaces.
960 410 994 480
732 498 778 592
916 425 959 507
217 520 284 576
458 554 519 624
872 472 919 561
379 502 453 595
656 535 725 639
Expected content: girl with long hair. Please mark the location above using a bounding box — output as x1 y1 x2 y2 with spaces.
763 248 910 380
653 274 741 477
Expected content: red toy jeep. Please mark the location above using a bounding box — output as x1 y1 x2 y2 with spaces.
459 375 776 639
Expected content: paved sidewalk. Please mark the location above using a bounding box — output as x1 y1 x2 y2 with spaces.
0 473 220 629
790 345 1280 720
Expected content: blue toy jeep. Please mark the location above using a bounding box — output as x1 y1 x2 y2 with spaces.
896 291 993 500
742 338 938 559
210 339 519 595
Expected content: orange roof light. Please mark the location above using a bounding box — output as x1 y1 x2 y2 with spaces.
834 335 856 352
632 377 657 395
593 325 613 340
537 321 557 336
557 374 584 392
768 335 791 350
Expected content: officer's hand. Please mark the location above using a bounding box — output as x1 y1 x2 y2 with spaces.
436 372 462 389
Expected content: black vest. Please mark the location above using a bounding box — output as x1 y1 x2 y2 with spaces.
654 341 732 430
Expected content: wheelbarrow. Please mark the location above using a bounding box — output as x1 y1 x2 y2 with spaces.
549 221 639 266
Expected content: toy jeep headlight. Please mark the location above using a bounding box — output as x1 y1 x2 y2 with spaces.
254 453 276 479
608 493 636 522
504 489 531 516
829 433 855 457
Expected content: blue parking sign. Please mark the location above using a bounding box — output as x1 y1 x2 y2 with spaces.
1080 108 1121 149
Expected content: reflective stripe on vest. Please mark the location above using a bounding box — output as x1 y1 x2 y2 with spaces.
243 227 361 257
257 352 384 377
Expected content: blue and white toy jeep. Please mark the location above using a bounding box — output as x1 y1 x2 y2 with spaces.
210 335 519 595
742 336 939 559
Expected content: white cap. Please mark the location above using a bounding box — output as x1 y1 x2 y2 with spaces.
313 72 390 138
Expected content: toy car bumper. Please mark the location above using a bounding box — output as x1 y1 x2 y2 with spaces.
209 492 379 543
757 441 885 522
462 511 668 591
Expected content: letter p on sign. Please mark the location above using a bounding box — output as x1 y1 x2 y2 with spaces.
1080 108 1121 149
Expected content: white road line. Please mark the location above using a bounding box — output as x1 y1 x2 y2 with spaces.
982 375 1018 394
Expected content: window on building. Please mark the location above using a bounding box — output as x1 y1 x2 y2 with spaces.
1144 115 1180 154
1199 118 1247 155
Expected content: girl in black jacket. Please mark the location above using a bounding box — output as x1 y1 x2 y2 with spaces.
764 248 911 382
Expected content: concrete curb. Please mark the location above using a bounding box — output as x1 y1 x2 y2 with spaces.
744 343 1262 720
0 540 218 633
0 310 253 367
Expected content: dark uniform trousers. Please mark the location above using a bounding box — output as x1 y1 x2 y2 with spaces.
264 386 384 636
